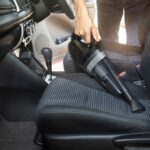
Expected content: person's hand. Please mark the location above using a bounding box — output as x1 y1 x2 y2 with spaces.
74 0 100 43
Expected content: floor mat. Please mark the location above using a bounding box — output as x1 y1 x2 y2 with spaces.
0 88 41 122
0 115 42 150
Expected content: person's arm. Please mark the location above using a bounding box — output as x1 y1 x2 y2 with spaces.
74 0 100 43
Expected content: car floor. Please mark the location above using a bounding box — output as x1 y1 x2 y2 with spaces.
0 115 41 150
0 88 43 150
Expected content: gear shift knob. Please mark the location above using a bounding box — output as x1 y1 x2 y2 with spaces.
41 48 52 79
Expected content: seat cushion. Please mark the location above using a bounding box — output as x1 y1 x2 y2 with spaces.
36 73 150 135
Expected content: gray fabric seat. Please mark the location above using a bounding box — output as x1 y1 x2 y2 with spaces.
36 24 150 150
36 73 150 135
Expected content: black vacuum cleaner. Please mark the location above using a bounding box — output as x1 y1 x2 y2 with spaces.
69 33 145 113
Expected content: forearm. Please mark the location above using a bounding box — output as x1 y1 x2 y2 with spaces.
73 0 89 17
73 0 86 8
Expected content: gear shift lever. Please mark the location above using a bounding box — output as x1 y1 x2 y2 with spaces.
41 48 52 80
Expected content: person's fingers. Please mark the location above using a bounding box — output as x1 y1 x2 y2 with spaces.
79 30 85 37
92 25 101 42
75 26 99 43
75 24 80 36
76 28 91 43
75 29 78 35
84 31 91 43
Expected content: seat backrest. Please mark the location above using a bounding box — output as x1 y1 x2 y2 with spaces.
138 1 150 46
140 32 150 90
137 1 150 89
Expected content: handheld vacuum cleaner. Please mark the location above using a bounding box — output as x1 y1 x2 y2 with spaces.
69 33 145 113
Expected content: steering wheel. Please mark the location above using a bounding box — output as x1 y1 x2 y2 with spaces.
58 0 74 19
43 0 75 19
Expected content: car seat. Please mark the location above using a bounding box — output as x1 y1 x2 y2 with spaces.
36 31 150 150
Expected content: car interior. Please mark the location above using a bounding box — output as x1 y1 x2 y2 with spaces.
1 0 150 150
